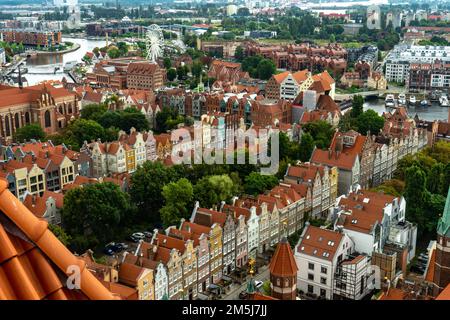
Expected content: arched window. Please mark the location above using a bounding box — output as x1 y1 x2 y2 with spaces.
25 112 30 124
44 110 51 128
5 115 11 136
68 104 73 114
14 113 20 129
59 106 63 114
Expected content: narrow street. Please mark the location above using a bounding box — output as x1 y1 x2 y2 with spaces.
222 265 270 300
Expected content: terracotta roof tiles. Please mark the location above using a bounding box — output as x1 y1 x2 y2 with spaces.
0 179 116 300
270 238 298 277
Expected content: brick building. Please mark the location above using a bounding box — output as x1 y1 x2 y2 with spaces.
250 99 292 127
86 57 165 90
0 29 62 47
245 42 347 74
0 83 79 141
269 237 298 300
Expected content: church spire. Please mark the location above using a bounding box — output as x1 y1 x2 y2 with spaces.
437 187 450 237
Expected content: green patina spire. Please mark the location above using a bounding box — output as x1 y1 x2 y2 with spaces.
437 186 450 237
246 276 255 294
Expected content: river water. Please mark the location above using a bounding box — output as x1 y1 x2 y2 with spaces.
364 99 449 122
22 37 449 122
24 37 106 85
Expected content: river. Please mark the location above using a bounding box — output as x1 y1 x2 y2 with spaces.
24 37 106 85
22 38 449 122
364 100 449 122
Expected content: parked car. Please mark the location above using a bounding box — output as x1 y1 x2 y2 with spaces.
115 242 128 251
103 242 117 255
129 232 145 242
255 280 263 290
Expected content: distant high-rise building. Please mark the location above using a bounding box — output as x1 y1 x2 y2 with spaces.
53 0 78 6
367 5 381 30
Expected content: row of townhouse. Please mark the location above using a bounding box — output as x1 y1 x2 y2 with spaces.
311 108 428 196
0 140 91 200
74 162 338 300
294 189 417 300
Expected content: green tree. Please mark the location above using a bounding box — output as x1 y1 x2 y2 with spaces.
160 178 194 227
130 162 181 223
261 281 271 296
257 59 276 80
163 57 172 69
13 123 46 142
61 182 132 252
298 132 315 162
329 34 336 43
427 163 445 195
351 95 364 118
243 172 278 196
117 41 128 55
194 175 236 209
167 68 177 81
80 103 107 121
65 119 106 148
176 66 186 80
155 107 183 133
191 61 203 78
107 47 120 59
356 109 385 135
48 224 71 246
302 120 334 149
404 165 430 235
235 46 244 61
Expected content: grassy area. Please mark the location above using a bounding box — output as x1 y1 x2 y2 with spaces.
256 38 295 45
336 86 376 94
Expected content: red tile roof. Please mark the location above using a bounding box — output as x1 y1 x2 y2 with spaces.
0 179 116 300
436 284 450 300
297 225 344 261
270 238 298 277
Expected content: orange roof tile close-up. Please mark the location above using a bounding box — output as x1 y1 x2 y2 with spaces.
0 179 117 300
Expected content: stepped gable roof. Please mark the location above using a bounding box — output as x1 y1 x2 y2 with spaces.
153 233 186 254
195 208 227 227
0 180 116 300
23 191 64 218
118 263 146 287
286 163 325 181
270 238 298 277
180 221 212 238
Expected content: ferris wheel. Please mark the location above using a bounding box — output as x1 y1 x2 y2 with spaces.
145 24 164 62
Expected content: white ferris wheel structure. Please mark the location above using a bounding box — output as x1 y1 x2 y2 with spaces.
145 24 164 62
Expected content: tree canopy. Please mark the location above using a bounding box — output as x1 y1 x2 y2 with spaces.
160 178 194 227
61 182 133 252
13 123 46 142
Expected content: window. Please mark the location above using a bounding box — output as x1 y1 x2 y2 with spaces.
44 110 51 128
308 274 314 281
320 277 327 285
308 263 314 270
308 285 314 294
320 289 326 297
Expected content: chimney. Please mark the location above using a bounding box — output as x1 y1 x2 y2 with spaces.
335 135 343 153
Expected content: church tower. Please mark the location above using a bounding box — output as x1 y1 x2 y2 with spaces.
433 187 450 296
269 237 298 300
